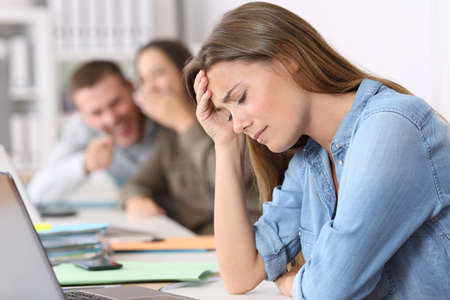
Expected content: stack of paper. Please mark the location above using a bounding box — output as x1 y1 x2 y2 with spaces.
36 223 108 265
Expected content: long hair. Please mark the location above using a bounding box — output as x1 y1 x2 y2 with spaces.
137 39 192 73
184 1 411 204
137 39 193 98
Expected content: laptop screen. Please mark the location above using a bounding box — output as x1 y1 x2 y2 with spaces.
0 172 63 299
0 145 41 223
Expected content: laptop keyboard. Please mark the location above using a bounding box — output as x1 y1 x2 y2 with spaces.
64 290 112 300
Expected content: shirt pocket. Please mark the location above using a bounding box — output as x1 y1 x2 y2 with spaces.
298 226 319 260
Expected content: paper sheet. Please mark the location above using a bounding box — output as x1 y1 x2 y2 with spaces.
54 261 218 286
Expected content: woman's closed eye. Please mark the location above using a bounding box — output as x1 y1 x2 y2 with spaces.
215 107 233 121
228 91 246 121
238 90 247 104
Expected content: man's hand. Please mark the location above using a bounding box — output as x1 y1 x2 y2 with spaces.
275 265 301 297
125 196 166 219
84 136 115 173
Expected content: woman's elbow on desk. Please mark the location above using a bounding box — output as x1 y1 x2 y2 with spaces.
220 254 267 295
222 277 262 295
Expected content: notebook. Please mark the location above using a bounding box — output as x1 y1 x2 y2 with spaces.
0 171 197 300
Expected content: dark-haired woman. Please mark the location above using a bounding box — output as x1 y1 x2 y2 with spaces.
120 40 260 234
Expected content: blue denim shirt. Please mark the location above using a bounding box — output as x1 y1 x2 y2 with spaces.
253 79 450 299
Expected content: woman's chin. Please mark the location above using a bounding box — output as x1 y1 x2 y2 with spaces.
267 139 299 153
266 143 286 153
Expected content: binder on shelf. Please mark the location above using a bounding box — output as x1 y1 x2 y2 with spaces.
48 0 65 50
48 0 155 56
8 35 30 94
103 0 116 52
137 0 154 45
86 0 99 51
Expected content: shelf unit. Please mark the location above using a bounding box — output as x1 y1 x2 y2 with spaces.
0 1 179 172
0 7 58 169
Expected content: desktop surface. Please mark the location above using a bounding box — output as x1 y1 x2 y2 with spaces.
44 207 290 300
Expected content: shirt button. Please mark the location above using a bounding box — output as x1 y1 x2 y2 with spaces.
334 143 341 150
338 160 343 165
298 232 302 237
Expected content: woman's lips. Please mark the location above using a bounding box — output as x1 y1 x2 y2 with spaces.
253 126 267 142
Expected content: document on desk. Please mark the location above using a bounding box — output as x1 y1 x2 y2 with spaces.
108 235 215 252
54 261 219 286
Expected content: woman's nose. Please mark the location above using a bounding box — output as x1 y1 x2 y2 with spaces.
232 115 249 134
141 79 158 93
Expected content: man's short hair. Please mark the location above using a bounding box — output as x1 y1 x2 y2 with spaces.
69 60 128 95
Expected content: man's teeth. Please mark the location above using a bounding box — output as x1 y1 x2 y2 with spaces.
113 124 128 134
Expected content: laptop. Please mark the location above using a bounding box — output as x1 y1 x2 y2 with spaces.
0 145 41 223
0 172 197 300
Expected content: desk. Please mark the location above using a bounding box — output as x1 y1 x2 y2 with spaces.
44 206 195 238
44 207 290 300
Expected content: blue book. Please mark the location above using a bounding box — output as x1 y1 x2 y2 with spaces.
37 223 108 237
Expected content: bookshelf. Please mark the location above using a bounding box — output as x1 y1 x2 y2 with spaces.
0 0 165 173
0 7 58 171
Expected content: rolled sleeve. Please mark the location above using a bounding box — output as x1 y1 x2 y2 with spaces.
253 153 305 281
254 216 301 280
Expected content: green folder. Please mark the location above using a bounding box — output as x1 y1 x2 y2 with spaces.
54 261 219 286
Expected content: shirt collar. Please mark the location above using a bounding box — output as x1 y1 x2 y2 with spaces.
303 78 383 158
331 78 383 150
125 117 159 152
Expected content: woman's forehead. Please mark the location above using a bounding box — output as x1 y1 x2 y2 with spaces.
207 59 280 91
207 60 256 88
207 62 244 104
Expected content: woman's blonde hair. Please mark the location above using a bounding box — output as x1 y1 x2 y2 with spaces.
184 1 410 204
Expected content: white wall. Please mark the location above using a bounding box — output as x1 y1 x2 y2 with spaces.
154 0 178 39
436 0 450 118
183 0 450 119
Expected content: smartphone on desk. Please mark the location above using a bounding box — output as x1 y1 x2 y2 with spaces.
38 204 77 218
74 257 122 271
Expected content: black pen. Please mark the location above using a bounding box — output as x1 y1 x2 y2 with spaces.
108 236 164 243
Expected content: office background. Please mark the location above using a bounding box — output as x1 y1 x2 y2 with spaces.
0 0 449 173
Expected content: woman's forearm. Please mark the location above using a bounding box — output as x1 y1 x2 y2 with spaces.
214 143 266 294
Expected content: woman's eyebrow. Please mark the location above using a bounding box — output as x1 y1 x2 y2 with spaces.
222 83 241 103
